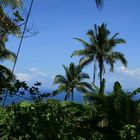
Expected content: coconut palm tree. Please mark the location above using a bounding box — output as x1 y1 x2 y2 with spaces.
72 23 127 87
53 63 92 101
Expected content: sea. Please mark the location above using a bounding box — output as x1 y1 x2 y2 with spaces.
1 90 83 106
1 89 140 106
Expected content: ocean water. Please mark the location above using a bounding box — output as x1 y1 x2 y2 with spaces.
1 90 83 106
1 89 140 106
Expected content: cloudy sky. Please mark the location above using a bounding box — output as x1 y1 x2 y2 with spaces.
4 0 140 90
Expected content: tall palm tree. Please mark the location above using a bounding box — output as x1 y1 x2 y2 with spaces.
53 63 92 101
72 23 127 87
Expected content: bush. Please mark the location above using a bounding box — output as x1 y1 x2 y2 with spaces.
119 124 137 140
0 99 103 140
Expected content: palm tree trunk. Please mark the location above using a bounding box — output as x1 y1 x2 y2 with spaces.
93 61 96 84
71 90 74 101
99 58 103 88
99 69 102 88
64 94 67 101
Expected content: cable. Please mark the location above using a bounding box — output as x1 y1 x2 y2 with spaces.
1 0 34 111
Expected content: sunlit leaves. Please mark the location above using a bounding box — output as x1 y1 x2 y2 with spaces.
0 0 22 9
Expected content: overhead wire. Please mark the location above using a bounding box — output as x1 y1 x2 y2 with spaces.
1 0 34 112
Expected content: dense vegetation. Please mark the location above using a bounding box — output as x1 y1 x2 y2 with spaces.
0 0 140 140
0 80 139 139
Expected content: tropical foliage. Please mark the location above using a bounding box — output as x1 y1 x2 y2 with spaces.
0 1 140 140
53 63 92 101
0 82 140 140
72 23 127 87
0 100 95 140
84 81 140 139
0 0 24 93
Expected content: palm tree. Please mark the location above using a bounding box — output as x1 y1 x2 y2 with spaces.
72 23 127 87
53 63 92 101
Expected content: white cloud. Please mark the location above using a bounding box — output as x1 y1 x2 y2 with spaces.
29 68 47 77
16 73 31 81
16 67 140 90
16 68 48 87
117 67 140 77
105 66 140 90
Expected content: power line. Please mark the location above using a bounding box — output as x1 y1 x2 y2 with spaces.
1 0 34 112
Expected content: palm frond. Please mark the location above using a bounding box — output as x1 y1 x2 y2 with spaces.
130 88 140 97
79 82 92 90
87 30 97 45
0 45 16 63
107 34 125 51
76 85 89 93
52 84 66 96
87 93 108 105
91 82 100 92
79 72 90 80
114 38 126 44
53 75 67 84
112 51 127 67
74 38 90 48
63 64 72 81
0 64 15 80
71 49 86 57
79 55 93 67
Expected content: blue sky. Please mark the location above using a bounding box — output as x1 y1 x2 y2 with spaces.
4 0 140 90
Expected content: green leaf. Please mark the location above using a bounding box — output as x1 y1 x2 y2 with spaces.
19 101 31 108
